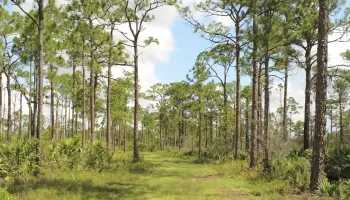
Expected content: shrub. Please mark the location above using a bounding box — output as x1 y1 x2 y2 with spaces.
267 157 310 190
0 187 15 200
325 148 350 180
84 141 111 169
0 139 40 180
57 138 82 169
316 179 350 200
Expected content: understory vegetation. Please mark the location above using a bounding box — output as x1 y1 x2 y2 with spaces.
0 0 350 199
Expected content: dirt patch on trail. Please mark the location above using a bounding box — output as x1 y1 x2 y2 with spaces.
220 188 250 199
185 173 225 180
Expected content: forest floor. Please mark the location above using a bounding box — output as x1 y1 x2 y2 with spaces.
6 151 326 200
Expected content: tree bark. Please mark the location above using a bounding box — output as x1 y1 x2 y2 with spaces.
198 112 202 159
89 19 95 142
263 21 270 170
19 94 22 138
310 0 328 191
82 62 86 148
339 94 343 146
245 99 250 150
283 64 288 140
106 28 113 152
6 73 11 140
304 47 312 149
234 19 241 160
50 65 55 140
37 1 44 160
0 73 2 137
250 5 258 168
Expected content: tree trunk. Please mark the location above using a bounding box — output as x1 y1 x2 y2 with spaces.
27 101 32 138
72 61 75 137
89 19 95 143
64 97 68 138
82 63 86 148
56 100 59 139
250 5 258 168
257 64 262 152
37 0 44 157
50 65 55 140
106 28 113 152
283 64 288 140
0 73 2 137
304 47 312 149
310 0 328 191
339 95 343 146
234 19 241 160
124 104 127 153
19 94 22 138
6 73 11 140
245 99 250 150
263 23 270 170
198 112 202 159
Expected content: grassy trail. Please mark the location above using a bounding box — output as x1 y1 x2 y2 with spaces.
8 152 320 200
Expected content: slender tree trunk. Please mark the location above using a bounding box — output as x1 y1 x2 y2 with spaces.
6 73 11 140
257 65 262 152
198 112 202 159
159 115 163 150
263 22 270 170
89 19 95 143
2 91 5 137
250 5 258 168
82 64 86 148
36 1 44 163
72 61 75 137
210 116 213 144
68 101 71 137
310 0 328 190
124 102 127 152
234 19 241 160
283 64 288 140
132 19 141 162
56 100 59 139
339 95 343 146
0 73 2 137
31 59 36 138
28 102 32 138
304 47 312 149
50 65 55 140
19 94 22 138
178 110 181 150
245 99 250 150
205 114 208 148
64 97 68 138
106 28 114 152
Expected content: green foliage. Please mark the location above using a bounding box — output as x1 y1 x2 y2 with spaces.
325 148 350 180
0 187 15 200
0 139 40 180
44 138 110 170
316 179 350 200
288 148 312 159
266 157 310 190
84 141 111 169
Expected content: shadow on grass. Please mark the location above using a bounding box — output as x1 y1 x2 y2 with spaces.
7 177 150 200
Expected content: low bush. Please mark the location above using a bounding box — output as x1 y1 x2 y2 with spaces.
84 141 111 169
0 187 15 200
0 139 40 180
266 156 310 190
316 179 350 200
325 148 350 180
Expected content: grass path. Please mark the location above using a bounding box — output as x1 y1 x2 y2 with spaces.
8 152 321 200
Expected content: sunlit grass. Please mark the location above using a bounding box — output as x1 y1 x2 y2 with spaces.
3 151 326 200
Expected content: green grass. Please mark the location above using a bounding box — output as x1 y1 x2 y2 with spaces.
4 151 325 200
